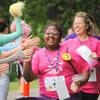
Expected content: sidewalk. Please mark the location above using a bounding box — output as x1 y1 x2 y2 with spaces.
8 88 100 100
7 88 39 100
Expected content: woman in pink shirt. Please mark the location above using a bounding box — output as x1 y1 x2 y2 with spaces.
23 24 90 100
62 12 100 100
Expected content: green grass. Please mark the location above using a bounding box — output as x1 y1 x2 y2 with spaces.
9 79 39 91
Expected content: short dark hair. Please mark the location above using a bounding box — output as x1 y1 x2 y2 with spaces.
0 19 8 32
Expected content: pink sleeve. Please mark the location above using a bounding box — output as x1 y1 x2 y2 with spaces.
32 51 40 76
96 40 100 57
92 40 100 68
80 58 90 72
32 46 41 52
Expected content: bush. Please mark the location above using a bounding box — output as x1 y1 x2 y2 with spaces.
9 62 17 81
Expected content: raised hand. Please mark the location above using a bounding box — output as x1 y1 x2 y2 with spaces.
22 37 40 49
23 48 33 62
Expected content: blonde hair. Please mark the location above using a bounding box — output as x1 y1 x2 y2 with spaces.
9 2 24 17
74 11 99 35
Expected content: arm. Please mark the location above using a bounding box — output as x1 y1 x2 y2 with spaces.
23 48 38 82
0 18 22 46
0 39 19 51
0 47 34 64
70 70 90 92
0 64 9 74
23 61 35 82
0 49 24 64
75 70 90 87
89 40 100 68
0 46 21 58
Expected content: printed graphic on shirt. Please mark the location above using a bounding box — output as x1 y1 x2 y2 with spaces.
45 57 63 74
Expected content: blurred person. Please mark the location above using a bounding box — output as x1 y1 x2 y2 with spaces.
63 27 76 41
23 23 90 100
62 11 100 100
0 16 22 100
0 18 40 100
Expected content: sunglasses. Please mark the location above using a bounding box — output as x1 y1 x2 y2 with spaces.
45 30 60 36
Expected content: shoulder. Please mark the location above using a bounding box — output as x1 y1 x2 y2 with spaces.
90 36 100 42
61 38 77 46
90 36 100 47
33 47 45 56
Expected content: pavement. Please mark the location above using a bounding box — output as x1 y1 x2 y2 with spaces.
8 88 100 100
7 88 39 100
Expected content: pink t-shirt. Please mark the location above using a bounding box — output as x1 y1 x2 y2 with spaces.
32 44 89 98
62 36 100 94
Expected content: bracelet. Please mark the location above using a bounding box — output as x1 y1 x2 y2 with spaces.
79 80 86 86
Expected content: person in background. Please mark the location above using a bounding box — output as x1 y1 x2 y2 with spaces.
63 28 100 41
0 17 22 47
63 27 76 41
0 16 22 100
10 19 33 96
23 23 90 100
0 18 40 100
62 11 100 100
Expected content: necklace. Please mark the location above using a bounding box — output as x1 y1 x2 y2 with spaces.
45 48 60 72
77 36 93 50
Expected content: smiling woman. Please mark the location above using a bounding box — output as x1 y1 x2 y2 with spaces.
44 24 62 51
23 24 72 100
23 21 92 100
62 11 100 100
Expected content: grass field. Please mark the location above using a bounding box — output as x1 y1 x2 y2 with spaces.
9 79 39 91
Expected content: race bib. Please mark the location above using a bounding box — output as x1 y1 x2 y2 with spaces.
44 76 70 99
44 77 56 91
89 68 96 82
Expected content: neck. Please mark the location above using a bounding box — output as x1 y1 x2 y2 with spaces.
46 45 60 51
78 34 88 41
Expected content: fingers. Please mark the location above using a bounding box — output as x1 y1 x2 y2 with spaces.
23 48 33 56
22 37 40 49
23 48 34 62
31 37 40 45
0 64 9 74
28 35 32 39
90 52 97 59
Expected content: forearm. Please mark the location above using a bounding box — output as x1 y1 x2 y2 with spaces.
23 61 35 82
82 70 90 82
0 64 9 74
0 18 22 46
76 71 90 87
71 70 90 92
0 49 24 64
0 47 20 58
0 39 20 51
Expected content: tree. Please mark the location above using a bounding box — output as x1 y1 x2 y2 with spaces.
0 0 100 36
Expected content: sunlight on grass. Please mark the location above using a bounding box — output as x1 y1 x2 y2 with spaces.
10 79 39 91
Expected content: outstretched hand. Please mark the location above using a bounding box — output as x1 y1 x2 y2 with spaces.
23 48 33 62
22 37 40 49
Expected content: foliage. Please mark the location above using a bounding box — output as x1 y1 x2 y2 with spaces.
10 79 39 91
0 0 100 81
9 62 17 81
0 0 100 36
23 0 100 36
